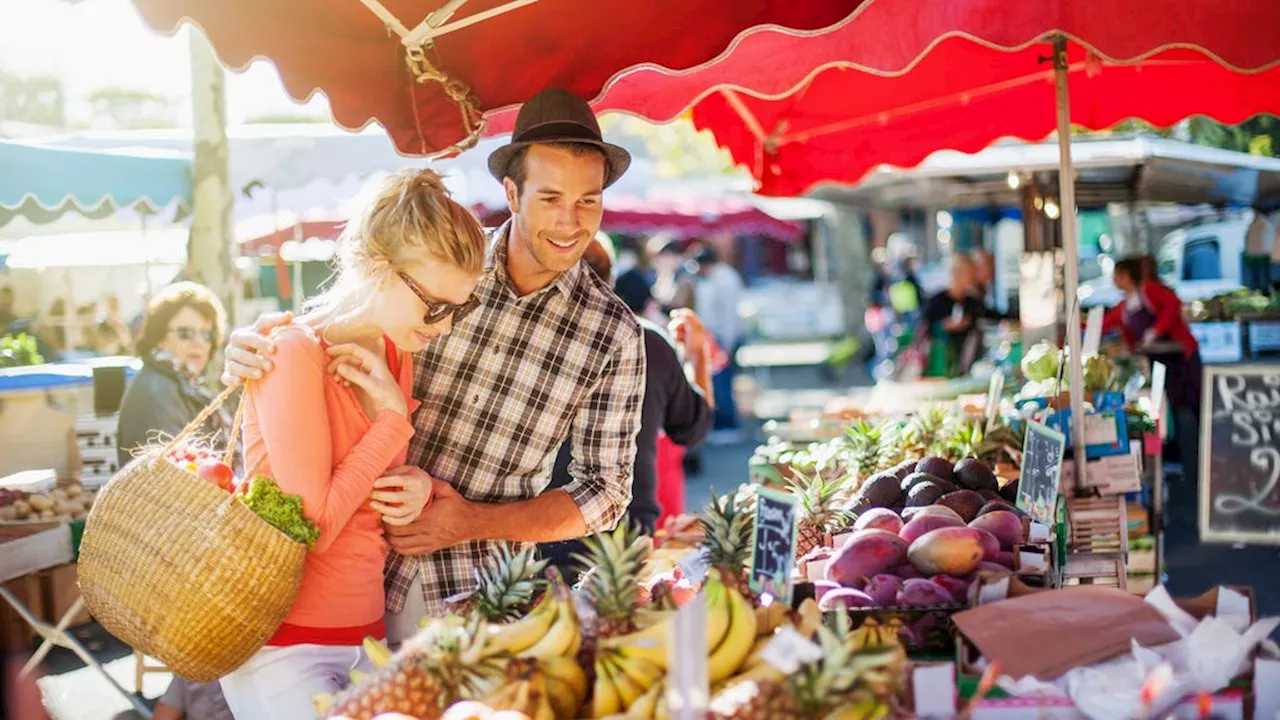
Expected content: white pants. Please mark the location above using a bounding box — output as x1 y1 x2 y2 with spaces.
386 568 429 650
219 644 370 720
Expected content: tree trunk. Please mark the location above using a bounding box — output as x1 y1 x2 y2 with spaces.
187 31 237 329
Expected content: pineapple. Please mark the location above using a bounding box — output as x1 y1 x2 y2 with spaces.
571 521 651 639
786 472 854 559
328 617 502 719
902 404 953 459
710 677 805 720
841 421 896 483
700 488 755 596
469 543 549 623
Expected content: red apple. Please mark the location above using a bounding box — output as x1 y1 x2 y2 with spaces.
197 460 236 493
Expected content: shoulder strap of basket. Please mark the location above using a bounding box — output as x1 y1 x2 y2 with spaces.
153 384 245 467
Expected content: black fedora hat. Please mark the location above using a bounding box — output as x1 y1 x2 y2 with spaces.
487 88 631 189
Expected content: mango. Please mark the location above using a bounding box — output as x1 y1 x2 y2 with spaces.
906 527 984 577
853 507 904 534
972 528 1001 561
969 510 1024 550
812 580 841 605
977 561 1012 574
818 588 878 612
825 529 907 587
895 564 923 580
994 551 1019 570
896 578 955 607
863 574 904 606
898 512 964 545
902 504 964 523
930 574 973 603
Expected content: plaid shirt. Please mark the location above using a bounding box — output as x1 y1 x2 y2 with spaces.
384 221 646 616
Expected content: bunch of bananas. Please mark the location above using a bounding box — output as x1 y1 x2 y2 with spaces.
585 571 762 719
480 585 587 719
712 597 824 695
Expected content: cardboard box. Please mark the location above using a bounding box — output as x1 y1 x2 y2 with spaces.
0 572 45 652
42 563 91 627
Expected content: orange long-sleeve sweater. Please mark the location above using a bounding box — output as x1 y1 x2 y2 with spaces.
240 327 418 646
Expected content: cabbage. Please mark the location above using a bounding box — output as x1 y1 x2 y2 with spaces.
1021 341 1063 382
1083 353 1116 392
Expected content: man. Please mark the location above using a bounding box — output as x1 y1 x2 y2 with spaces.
691 246 745 443
540 235 714 574
222 88 646 639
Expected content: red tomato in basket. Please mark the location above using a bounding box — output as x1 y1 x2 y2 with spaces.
197 460 236 493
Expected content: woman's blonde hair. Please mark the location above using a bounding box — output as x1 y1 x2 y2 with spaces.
305 168 487 324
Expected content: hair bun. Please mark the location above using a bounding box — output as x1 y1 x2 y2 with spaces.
411 168 449 196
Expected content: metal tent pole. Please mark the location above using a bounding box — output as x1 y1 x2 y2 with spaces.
1051 35 1089 493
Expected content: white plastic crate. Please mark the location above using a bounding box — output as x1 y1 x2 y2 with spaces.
75 414 119 452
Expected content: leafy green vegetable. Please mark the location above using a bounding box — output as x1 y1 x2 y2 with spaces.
1082 353 1117 392
238 476 320 549
1020 340 1062 382
0 333 44 368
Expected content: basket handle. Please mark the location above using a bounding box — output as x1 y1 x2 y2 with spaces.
151 384 245 468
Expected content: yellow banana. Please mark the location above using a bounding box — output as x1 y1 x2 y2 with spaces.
486 591 557 655
604 619 671 669
707 587 759 683
520 601 576 659
591 659 623 718
822 694 890 720
738 633 774 672
603 654 645 710
653 686 671 720
543 673 579 720
348 669 367 685
794 598 822 638
362 636 392 669
701 578 731 653
722 658 785 690
312 692 335 716
540 655 589 709
610 651 664 693
626 679 662 720
563 621 583 659
529 675 557 720
753 602 788 638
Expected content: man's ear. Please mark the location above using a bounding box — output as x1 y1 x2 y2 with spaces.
503 177 520 214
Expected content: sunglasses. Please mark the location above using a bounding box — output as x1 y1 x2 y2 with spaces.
170 327 215 344
398 272 480 325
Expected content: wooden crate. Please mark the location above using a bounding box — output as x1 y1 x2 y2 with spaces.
0 573 45 652
1067 495 1128 556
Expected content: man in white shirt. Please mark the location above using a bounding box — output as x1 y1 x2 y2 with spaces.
692 247 746 443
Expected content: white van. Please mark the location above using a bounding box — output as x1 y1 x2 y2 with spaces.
1078 215 1248 308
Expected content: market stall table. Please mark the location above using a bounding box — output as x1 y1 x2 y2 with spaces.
0 520 152 716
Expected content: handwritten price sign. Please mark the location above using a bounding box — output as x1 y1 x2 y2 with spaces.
1200 366 1280 545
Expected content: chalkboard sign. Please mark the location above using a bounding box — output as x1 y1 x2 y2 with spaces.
1199 366 1280 545
748 487 800 604
1017 421 1067 525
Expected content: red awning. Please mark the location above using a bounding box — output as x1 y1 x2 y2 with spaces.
132 0 863 157
481 0 1280 196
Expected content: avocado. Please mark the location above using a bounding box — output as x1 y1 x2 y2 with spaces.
906 481 947 507
954 458 999 493
915 456 955 483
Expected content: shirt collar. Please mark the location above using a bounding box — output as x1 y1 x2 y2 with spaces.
486 220 582 300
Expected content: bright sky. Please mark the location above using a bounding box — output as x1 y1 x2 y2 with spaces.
0 0 329 126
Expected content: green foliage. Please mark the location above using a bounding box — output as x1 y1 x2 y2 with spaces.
0 72 65 126
0 334 45 368
238 476 321 549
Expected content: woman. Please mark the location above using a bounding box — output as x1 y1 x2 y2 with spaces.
217 168 489 719
917 255 1004 378
117 282 229 468
1102 257 1204 510
117 281 235 720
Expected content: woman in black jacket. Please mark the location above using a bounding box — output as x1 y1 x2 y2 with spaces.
116 281 230 467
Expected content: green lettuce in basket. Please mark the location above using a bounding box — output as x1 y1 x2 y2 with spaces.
238 476 320 549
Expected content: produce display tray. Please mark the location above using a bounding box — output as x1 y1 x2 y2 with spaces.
1067 495 1128 556
0 521 74 583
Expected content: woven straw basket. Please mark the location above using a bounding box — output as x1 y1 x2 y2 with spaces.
78 386 307 682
